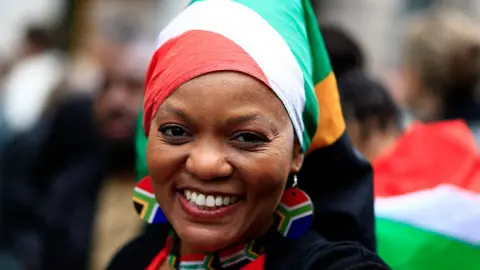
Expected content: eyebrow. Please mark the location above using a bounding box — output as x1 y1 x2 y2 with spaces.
225 114 263 126
157 104 194 124
225 113 279 134
158 104 277 131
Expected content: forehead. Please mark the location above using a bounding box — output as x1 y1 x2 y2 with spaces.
103 49 148 80
162 71 289 120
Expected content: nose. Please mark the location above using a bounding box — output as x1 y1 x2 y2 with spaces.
185 141 233 180
105 83 129 108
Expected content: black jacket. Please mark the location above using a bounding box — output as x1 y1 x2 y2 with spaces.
0 95 106 270
108 224 389 270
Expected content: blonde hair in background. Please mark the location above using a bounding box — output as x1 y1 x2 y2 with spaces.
404 7 480 100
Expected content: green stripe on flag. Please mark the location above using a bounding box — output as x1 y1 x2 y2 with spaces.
376 218 480 270
277 204 314 232
133 190 156 218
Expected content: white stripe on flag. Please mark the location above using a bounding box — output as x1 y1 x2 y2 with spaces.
375 184 480 245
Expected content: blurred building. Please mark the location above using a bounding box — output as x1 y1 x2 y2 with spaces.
0 1 63 59
316 0 480 74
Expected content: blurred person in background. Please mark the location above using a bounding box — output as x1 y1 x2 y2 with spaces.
88 39 153 270
320 23 365 78
373 7 480 270
337 71 403 161
0 33 152 270
401 9 480 130
67 16 143 95
321 23 401 161
0 24 65 136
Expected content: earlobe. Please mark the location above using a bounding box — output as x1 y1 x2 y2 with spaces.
291 143 304 174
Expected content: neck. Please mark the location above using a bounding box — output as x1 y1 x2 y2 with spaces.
363 129 400 161
179 243 206 256
178 217 273 257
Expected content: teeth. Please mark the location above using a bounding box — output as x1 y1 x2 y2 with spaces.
223 196 230 205
196 194 206 206
206 196 215 207
183 189 238 209
215 196 223 206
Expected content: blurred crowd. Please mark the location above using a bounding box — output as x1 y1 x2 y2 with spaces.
0 0 479 270
0 3 156 269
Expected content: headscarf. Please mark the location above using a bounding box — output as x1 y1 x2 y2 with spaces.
135 0 375 251
143 0 345 152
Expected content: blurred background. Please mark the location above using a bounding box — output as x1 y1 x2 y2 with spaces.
0 0 479 269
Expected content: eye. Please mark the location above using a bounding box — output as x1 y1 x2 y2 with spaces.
231 132 269 149
158 124 192 144
161 125 188 137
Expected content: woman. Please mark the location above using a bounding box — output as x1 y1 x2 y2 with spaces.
109 0 389 269
321 24 366 78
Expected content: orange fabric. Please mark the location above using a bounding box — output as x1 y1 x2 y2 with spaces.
143 30 269 135
146 248 265 270
374 120 480 197
309 71 345 152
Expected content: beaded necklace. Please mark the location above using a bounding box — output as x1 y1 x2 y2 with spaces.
165 230 265 270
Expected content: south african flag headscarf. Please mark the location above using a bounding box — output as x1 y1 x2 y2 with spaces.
138 0 345 173
134 0 375 251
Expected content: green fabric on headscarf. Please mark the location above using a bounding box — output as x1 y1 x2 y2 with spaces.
135 105 148 181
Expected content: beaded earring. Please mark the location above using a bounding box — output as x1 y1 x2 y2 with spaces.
132 176 167 224
273 175 314 239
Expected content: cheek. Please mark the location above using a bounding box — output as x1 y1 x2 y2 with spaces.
402 70 423 106
93 95 106 118
246 168 286 216
146 136 185 210
346 122 361 147
237 145 294 220
146 122 183 178
129 90 143 110
146 142 172 182
243 156 289 195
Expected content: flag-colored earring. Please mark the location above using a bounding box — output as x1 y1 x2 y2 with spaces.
273 175 314 239
132 176 167 224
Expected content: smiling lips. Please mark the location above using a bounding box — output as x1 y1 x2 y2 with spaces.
183 189 239 209
179 189 241 220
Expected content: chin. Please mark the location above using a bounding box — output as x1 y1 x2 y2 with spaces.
176 224 237 252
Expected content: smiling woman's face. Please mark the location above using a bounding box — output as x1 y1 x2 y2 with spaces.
147 71 303 251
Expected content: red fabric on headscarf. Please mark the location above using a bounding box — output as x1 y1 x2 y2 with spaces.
143 30 269 135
